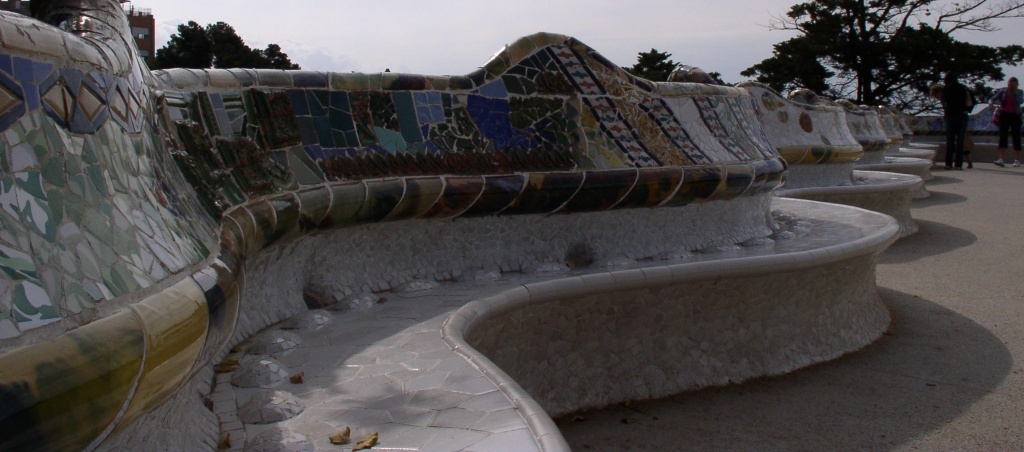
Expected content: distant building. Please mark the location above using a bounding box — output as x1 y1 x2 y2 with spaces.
0 0 30 15
0 1 156 66
124 4 156 66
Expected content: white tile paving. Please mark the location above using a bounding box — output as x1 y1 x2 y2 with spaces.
217 272 559 451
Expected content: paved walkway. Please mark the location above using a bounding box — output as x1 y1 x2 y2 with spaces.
557 164 1024 450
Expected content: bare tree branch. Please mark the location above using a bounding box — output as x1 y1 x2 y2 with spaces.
932 0 1024 33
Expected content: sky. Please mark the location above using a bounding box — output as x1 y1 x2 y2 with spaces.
127 0 1024 87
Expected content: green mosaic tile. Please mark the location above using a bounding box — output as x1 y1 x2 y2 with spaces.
27 131 51 163
87 231 121 272
9 142 38 172
41 156 65 187
15 171 46 200
11 280 60 326
80 139 99 165
86 165 109 198
102 262 141 297
0 244 36 281
0 142 10 174
44 190 63 237
286 148 325 185
19 194 57 243
81 281 104 301
374 127 407 154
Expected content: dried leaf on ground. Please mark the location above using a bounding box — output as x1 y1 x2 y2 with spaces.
214 359 240 373
290 372 305 384
353 432 378 450
328 427 350 445
217 432 231 449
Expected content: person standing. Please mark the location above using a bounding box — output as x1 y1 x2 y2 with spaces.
942 73 973 170
990 77 1024 167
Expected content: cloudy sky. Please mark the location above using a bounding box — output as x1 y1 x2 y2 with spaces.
128 0 1024 86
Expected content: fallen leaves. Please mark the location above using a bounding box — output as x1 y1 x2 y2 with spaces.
290 372 305 384
353 432 378 450
213 359 240 373
328 427 350 445
217 432 231 449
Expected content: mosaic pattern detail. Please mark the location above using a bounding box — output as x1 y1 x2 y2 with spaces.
152 33 781 217
0 2 788 450
836 100 891 156
0 7 218 349
738 82 863 167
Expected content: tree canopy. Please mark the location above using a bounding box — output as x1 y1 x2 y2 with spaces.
624 49 727 84
152 21 300 70
742 0 1024 113
626 49 679 81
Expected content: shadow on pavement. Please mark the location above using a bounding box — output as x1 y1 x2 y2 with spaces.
555 288 1010 451
911 189 968 207
922 174 965 186
879 219 977 264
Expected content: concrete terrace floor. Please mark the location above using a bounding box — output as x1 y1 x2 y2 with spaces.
557 162 1024 450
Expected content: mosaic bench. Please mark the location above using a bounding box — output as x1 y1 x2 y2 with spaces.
856 106 934 191
738 83 923 236
0 1 898 450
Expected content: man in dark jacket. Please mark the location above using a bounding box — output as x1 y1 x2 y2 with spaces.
942 73 973 170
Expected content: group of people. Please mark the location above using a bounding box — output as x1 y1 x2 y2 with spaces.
941 73 1023 170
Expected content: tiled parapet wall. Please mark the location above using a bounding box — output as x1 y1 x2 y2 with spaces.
836 100 891 164
887 106 915 143
910 104 1009 137
737 83 862 189
0 1 219 344
151 32 784 218
0 1 788 449
873 106 909 154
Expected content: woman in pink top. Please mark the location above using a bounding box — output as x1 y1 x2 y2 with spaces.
990 77 1024 167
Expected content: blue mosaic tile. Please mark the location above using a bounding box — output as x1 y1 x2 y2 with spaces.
467 95 513 149
313 116 334 148
0 55 12 77
304 90 326 117
292 71 328 88
296 116 317 146
392 92 423 144
288 89 309 116
89 71 114 91
477 79 509 99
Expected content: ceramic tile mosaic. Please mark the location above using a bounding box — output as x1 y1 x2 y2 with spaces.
0 1 906 451
154 33 783 218
835 100 892 163
743 84 863 162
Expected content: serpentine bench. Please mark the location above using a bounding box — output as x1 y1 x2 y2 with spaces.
0 2 898 450
737 83 923 235
856 106 934 190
